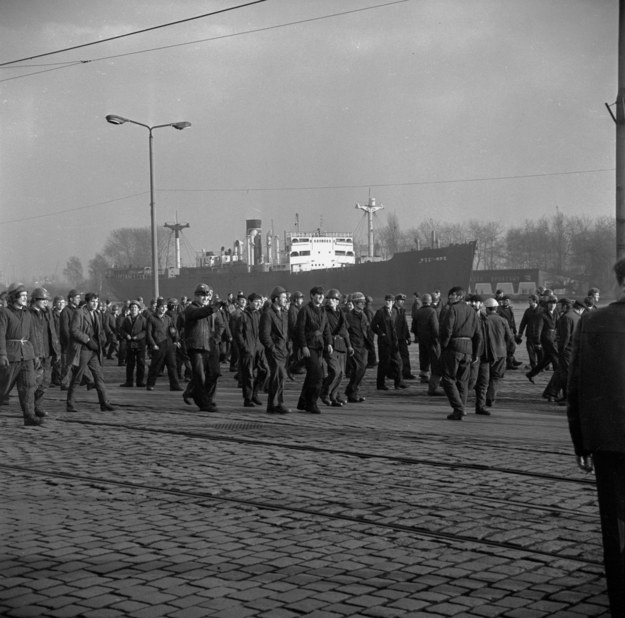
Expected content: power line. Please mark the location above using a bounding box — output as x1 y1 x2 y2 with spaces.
0 167 613 226
156 167 615 193
0 0 266 67
0 0 410 83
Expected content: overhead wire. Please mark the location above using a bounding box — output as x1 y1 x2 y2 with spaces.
0 167 614 226
0 0 410 83
0 0 267 67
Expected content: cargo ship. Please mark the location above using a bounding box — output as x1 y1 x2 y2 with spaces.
104 205 476 302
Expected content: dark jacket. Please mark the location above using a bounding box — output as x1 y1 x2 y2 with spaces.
518 306 542 343
439 300 481 356
120 315 148 351
482 312 512 362
147 313 178 348
414 305 439 345
29 306 60 359
295 302 331 350
69 305 107 366
260 304 289 360
184 302 221 351
345 309 373 351
568 300 625 455
371 306 400 350
324 305 351 353
0 305 37 362
235 306 262 355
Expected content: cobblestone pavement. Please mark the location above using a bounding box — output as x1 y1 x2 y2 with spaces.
0 342 610 617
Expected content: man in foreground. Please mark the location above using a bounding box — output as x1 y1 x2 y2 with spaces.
567 258 625 616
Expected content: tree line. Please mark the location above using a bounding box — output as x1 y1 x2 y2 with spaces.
58 213 614 297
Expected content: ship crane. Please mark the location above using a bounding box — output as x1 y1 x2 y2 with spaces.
164 220 189 270
355 196 383 259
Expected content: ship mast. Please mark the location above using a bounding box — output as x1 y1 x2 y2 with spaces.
355 195 383 259
164 217 189 270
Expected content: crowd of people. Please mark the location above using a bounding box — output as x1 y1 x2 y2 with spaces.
0 280 602 427
3 271 625 614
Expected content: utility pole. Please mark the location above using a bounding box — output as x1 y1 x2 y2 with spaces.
617 0 625 258
355 195 383 259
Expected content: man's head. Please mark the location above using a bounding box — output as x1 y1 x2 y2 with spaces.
236 292 247 309
310 286 325 306
421 293 432 306
447 286 465 303
325 288 341 309
194 283 213 306
471 294 484 310
395 293 407 306
528 294 539 307
128 300 141 316
67 289 81 306
384 294 394 308
31 287 50 311
8 283 28 308
85 292 99 311
351 292 366 312
271 286 288 308
247 293 263 311
484 297 498 312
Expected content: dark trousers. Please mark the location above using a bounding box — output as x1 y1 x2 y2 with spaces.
526 339 543 369
441 349 473 415
147 342 180 389
321 350 346 402
67 350 108 408
34 356 53 413
266 351 287 410
593 452 625 616
474 357 505 409
239 350 268 402
0 359 37 420
528 338 558 377
418 342 431 374
398 340 412 378
299 348 325 408
187 349 219 410
376 343 402 388
125 347 146 385
346 346 368 399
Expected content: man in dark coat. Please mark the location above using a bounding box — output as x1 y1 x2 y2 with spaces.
146 298 182 392
414 293 442 393
29 287 60 418
286 290 305 377
320 288 353 407
526 295 559 383
66 292 114 413
344 292 374 403
567 258 625 617
517 294 543 370
259 286 291 414
183 284 223 412
371 295 406 391
119 300 148 387
0 283 41 426
234 293 268 408
295 286 333 414
439 286 481 420
394 293 415 380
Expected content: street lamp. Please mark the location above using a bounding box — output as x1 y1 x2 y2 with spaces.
105 114 191 300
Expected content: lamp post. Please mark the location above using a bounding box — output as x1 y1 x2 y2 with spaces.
105 114 191 300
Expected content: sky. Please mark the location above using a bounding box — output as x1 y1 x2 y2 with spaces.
0 0 619 283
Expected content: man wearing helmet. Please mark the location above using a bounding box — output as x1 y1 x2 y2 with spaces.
29 287 60 418
0 283 42 426
474 298 512 415
344 292 374 403
66 292 115 413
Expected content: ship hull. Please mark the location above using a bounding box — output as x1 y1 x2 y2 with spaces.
104 242 476 302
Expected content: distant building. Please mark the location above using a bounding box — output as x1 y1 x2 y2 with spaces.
470 269 563 297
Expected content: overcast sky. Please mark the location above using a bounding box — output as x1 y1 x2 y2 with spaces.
0 0 618 283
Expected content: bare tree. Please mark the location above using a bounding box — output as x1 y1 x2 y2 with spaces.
63 256 84 287
102 227 171 268
88 253 110 295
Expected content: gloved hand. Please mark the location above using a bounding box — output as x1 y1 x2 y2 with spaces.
86 339 99 352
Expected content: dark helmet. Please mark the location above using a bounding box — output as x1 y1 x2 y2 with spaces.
31 286 50 301
271 286 287 300
7 282 27 299
326 288 341 300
